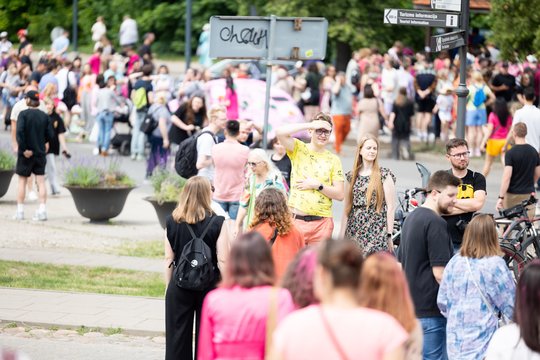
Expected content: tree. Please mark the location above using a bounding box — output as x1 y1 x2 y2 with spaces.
238 0 424 69
490 0 540 60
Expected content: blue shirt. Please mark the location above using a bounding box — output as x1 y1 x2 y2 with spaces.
437 255 515 359
38 72 59 93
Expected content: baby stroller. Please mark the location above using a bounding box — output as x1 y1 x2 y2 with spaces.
110 99 133 156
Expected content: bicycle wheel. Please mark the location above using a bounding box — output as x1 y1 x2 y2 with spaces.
521 238 540 261
500 243 527 281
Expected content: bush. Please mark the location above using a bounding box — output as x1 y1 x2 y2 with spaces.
64 157 135 188
0 149 16 171
150 169 185 204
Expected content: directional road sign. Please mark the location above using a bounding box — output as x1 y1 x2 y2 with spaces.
431 0 461 12
431 30 466 52
383 9 460 28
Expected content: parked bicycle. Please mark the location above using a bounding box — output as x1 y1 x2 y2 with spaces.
495 194 540 279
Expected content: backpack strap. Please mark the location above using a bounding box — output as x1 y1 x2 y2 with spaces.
197 130 216 144
185 215 216 240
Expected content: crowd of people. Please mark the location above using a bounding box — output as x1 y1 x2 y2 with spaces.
4 18 540 360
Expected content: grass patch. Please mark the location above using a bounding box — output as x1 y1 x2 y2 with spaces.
5 322 18 328
105 327 123 336
114 240 163 258
0 260 164 297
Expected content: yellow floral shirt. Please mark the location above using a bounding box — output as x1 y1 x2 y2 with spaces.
287 139 344 217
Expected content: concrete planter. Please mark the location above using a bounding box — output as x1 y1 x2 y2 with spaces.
0 169 14 198
144 197 177 229
65 186 134 222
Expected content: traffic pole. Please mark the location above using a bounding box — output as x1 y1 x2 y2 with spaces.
455 0 470 139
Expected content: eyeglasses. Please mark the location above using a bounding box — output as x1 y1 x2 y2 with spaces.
448 151 470 158
315 128 332 137
247 161 262 167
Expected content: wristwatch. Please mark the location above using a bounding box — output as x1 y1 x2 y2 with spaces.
318 184 324 191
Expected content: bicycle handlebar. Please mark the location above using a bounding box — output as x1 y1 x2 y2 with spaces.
497 194 537 220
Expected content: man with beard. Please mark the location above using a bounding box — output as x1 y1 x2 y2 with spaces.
398 170 460 360
443 139 487 252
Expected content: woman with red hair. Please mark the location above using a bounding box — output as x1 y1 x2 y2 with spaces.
359 252 422 360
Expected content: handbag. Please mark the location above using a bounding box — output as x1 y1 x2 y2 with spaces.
63 71 77 110
140 110 158 135
466 258 511 328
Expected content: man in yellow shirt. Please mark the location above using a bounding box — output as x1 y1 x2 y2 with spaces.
276 112 344 245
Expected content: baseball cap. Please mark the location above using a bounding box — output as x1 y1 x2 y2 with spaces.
0 32 7 38
25 90 39 101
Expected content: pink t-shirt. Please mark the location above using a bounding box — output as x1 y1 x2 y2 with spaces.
198 286 295 360
88 54 101 75
212 140 249 202
272 305 408 360
488 112 512 140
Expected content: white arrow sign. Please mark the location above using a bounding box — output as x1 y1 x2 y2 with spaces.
384 9 398 24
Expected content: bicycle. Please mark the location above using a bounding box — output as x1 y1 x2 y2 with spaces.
495 195 540 279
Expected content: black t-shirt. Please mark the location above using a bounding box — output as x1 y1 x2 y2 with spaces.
47 112 66 155
16 108 53 157
20 55 33 71
505 144 540 194
165 214 225 286
138 44 152 64
397 207 453 318
492 73 516 102
271 154 291 187
392 101 415 137
444 169 487 244
169 103 205 145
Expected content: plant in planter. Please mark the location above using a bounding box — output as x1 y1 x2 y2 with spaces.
63 157 136 222
0 147 16 199
145 169 186 229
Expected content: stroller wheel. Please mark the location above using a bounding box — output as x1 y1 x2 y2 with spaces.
120 141 131 156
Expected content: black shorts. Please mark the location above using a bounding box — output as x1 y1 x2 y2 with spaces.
15 155 46 177
416 97 436 113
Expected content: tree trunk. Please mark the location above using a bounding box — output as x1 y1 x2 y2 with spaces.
335 41 352 72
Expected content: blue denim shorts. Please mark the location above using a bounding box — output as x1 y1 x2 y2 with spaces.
466 109 487 126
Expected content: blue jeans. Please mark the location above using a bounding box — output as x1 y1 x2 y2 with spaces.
420 317 447 360
216 200 239 220
131 110 147 156
96 111 114 151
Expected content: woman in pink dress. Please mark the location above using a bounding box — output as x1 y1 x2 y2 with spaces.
269 239 408 360
198 232 295 360
223 69 238 120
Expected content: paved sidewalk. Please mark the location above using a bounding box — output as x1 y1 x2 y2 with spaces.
0 288 164 335
0 248 162 273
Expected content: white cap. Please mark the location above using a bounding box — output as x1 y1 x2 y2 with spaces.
527 55 538 63
0 32 7 38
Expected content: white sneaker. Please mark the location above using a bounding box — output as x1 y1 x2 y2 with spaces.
28 191 38 201
130 153 136 160
136 154 145 161
32 210 47 221
92 148 100 156
12 211 24 220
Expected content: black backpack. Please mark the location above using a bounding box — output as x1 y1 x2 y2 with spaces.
174 130 215 179
173 216 216 291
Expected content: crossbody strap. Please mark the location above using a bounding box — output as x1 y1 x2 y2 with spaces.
269 228 279 247
465 258 508 322
319 307 351 360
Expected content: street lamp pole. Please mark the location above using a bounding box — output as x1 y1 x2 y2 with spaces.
455 0 470 139
185 0 192 71
72 0 78 52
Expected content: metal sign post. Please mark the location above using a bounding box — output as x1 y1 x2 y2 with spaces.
384 0 470 139
209 16 328 149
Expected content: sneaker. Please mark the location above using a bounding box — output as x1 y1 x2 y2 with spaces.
130 153 136 160
12 211 24 220
32 210 47 221
136 154 145 161
92 148 100 156
28 191 38 201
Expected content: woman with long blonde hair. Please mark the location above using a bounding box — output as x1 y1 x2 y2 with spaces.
164 176 228 360
340 134 396 254
360 252 423 359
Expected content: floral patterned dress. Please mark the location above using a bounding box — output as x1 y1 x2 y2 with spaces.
345 167 395 255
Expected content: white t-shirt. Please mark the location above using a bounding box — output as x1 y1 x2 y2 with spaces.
513 104 540 152
91 21 107 42
55 68 77 100
486 323 540 359
196 127 217 182
10 98 47 122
